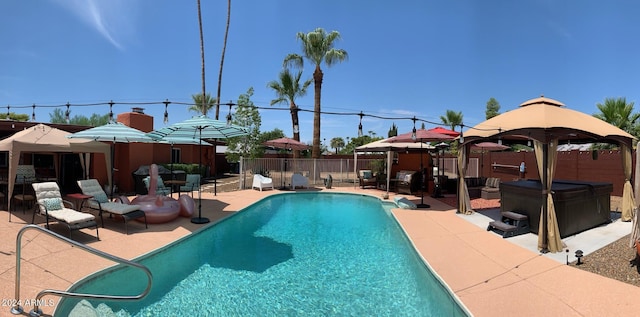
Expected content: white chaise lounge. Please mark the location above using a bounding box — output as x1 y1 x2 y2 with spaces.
252 174 274 191
32 182 99 239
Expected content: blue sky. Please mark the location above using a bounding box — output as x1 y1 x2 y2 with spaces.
1 1 640 145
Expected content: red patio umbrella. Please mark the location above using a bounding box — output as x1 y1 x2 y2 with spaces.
263 137 309 151
428 126 460 137
471 142 509 178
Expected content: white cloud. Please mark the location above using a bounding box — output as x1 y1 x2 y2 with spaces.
49 0 139 50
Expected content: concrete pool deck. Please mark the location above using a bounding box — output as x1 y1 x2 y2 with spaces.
0 187 638 316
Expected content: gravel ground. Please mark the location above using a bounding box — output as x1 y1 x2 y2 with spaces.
572 234 640 287
208 178 640 287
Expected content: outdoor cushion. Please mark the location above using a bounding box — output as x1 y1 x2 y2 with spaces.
42 197 62 211
47 208 95 225
85 200 140 215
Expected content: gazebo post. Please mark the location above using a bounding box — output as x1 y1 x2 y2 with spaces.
540 142 549 253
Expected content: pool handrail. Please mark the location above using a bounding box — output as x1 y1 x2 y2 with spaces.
11 224 153 317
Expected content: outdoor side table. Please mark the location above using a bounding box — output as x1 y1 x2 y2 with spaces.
164 180 186 198
65 193 93 211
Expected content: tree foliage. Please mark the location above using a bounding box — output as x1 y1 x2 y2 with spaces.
225 88 262 162
49 108 109 126
388 123 398 137
267 65 312 158
330 137 345 154
0 112 29 121
440 110 463 131
485 97 501 119
190 93 217 115
594 97 640 135
284 27 348 159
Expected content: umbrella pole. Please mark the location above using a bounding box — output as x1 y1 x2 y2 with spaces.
214 140 217 196
192 128 210 224
417 141 430 208
110 142 115 200
170 143 174 179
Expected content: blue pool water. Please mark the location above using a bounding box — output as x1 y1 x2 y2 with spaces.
57 193 468 316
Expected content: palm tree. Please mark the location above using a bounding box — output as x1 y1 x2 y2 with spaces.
330 137 345 154
196 0 207 117
284 28 348 158
440 110 463 131
267 67 312 158
190 93 217 114
594 97 640 135
215 0 231 120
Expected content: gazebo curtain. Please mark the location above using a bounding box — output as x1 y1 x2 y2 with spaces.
534 139 563 252
621 144 636 223
457 144 473 214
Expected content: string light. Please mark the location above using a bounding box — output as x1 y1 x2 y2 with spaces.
226 103 233 125
0 99 507 138
163 99 170 124
65 102 70 123
31 104 36 121
411 117 417 141
108 100 114 122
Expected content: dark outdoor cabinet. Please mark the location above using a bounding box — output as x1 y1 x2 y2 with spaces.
500 180 612 238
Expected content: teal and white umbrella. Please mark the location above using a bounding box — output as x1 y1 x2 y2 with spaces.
68 122 155 196
147 115 249 224
147 115 249 140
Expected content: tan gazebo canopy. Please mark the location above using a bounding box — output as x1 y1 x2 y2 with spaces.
0 124 111 211
461 96 636 253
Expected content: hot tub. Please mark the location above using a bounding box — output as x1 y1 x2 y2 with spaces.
500 179 612 238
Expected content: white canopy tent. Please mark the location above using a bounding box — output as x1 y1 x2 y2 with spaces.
0 124 111 211
354 138 434 193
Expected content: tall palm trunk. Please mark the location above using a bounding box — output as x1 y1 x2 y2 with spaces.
312 66 323 158
197 0 207 116
290 102 301 158
215 0 231 120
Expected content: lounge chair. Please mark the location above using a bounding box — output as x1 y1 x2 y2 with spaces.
77 179 147 234
481 177 501 200
179 174 201 197
252 174 274 191
358 170 377 189
31 182 99 239
291 174 309 189
143 175 171 196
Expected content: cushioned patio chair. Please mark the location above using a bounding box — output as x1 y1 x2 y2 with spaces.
77 179 147 234
143 175 171 196
481 177 501 200
358 170 377 189
252 174 274 191
291 173 309 189
179 174 201 197
32 182 99 239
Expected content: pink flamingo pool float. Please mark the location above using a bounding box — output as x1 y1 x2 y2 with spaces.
131 164 195 224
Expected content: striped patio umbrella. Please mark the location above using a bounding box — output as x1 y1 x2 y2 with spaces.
67 122 155 196
147 115 249 224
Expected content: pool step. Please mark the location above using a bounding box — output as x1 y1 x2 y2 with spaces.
487 211 530 238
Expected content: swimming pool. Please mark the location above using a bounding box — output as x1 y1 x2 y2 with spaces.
57 192 469 316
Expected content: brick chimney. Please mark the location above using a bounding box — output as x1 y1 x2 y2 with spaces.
117 107 153 132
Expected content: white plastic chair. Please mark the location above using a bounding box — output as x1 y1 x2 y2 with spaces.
252 174 274 191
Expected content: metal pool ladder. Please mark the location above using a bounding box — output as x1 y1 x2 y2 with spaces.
11 224 153 317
